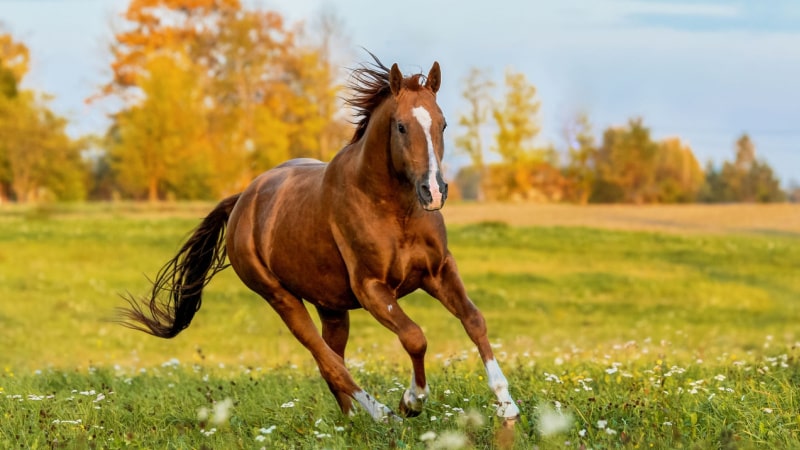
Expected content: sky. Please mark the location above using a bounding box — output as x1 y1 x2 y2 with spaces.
1 0 798 184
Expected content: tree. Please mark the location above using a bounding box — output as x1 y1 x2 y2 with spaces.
562 111 596 204
109 51 212 201
700 133 785 203
653 137 704 203
454 67 494 200
0 32 87 203
492 68 541 165
101 1 349 199
592 118 659 203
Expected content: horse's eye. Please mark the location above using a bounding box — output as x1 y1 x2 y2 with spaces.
397 123 406 134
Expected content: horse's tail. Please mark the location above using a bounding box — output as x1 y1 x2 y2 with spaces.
117 193 241 338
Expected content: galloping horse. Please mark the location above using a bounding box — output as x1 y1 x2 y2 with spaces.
120 55 519 422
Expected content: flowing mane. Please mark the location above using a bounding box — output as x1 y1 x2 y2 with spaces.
345 53 426 144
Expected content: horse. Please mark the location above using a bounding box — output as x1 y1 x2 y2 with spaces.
119 54 520 423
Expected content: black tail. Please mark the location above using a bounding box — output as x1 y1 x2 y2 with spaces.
117 194 241 338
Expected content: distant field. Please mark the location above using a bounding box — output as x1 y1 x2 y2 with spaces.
5 200 797 234
442 202 800 235
1 202 799 448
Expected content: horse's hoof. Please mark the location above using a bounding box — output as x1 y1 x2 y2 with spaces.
496 401 520 420
398 397 422 418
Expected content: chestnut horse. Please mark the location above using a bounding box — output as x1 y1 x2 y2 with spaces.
120 55 519 422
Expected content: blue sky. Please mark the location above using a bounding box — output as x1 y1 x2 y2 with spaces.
1 0 798 184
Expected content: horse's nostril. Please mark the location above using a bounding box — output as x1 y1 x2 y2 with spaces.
442 183 449 197
418 182 433 203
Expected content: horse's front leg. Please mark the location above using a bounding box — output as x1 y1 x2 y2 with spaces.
353 278 430 418
423 254 520 420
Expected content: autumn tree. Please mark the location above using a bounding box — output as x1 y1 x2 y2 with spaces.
0 32 87 202
108 51 212 200
562 111 597 204
653 137 704 203
592 118 659 203
454 67 494 200
101 0 349 200
485 68 564 201
492 68 541 165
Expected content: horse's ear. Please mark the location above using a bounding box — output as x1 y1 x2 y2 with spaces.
425 61 441 94
389 63 403 96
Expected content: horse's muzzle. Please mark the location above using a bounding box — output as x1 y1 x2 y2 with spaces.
416 175 448 211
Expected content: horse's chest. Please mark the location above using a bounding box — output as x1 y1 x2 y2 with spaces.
389 240 440 293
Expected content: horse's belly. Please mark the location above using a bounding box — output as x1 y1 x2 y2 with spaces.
275 257 361 310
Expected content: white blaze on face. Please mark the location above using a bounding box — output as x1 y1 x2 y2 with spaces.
485 359 520 418
411 106 443 207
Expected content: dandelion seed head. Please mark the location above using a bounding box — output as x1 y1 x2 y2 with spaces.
420 431 437 442
211 398 233 426
433 430 469 449
457 409 485 429
537 403 573 437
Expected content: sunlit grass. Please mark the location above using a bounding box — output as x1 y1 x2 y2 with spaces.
1 204 799 448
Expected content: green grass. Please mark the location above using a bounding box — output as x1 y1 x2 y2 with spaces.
1 205 799 448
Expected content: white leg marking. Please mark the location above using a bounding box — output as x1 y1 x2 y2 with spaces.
353 390 397 422
411 106 444 208
485 359 520 418
402 371 430 413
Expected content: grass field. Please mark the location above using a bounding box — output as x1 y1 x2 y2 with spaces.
1 202 799 449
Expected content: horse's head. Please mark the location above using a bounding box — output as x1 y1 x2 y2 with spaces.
387 62 448 211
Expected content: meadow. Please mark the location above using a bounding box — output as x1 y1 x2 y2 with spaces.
1 202 799 449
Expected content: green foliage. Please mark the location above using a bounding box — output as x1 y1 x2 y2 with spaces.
700 134 785 203
0 91 88 202
2 207 800 447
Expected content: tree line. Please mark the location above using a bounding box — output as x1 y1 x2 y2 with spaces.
0 0 795 203
453 68 790 204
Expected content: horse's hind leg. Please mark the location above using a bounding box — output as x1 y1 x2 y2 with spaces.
316 307 354 414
